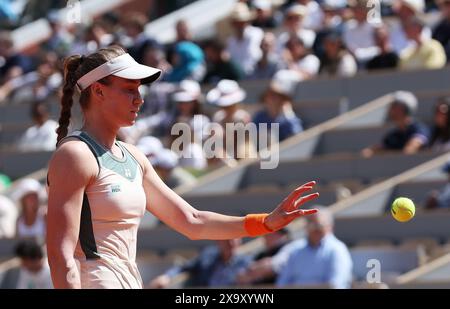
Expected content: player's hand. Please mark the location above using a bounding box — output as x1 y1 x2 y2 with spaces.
264 181 319 231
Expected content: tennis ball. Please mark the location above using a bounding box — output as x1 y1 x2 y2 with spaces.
391 197 415 222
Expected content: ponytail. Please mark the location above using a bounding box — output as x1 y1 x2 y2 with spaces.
56 55 83 145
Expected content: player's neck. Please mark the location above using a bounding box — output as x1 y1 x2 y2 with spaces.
81 122 118 150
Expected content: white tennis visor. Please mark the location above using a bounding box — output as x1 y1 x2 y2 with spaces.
76 53 162 92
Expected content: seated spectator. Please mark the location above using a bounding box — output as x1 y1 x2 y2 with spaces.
150 148 196 189
290 0 324 31
388 0 431 55
43 11 74 57
366 25 399 71
136 136 163 160
236 228 291 285
142 40 172 78
425 161 450 209
226 3 264 76
361 91 430 157
342 0 379 65
311 2 345 60
0 239 52 289
207 80 256 161
276 4 316 53
71 21 115 55
202 39 244 84
121 12 151 63
282 35 320 81
165 19 195 68
274 207 352 288
0 31 34 84
0 51 62 104
11 179 46 240
20 0 65 25
166 80 209 170
319 32 357 78
164 41 205 82
429 98 450 151
0 194 18 238
251 0 279 29
253 70 303 143
16 101 58 152
149 239 252 288
249 32 283 80
433 0 450 63
399 17 447 70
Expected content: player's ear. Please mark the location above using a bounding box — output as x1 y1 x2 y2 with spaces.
90 82 104 100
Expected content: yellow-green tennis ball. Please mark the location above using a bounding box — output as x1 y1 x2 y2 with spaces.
391 197 415 222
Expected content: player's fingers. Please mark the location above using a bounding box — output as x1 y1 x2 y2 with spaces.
287 208 319 217
293 192 320 209
283 184 315 207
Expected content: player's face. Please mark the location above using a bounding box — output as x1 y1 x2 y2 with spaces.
99 77 144 127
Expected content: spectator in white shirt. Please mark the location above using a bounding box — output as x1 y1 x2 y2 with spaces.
17 101 58 152
291 0 324 31
0 194 18 238
277 4 317 53
388 0 431 54
342 0 379 64
282 35 321 81
11 178 46 240
0 239 53 289
319 31 358 77
226 3 264 76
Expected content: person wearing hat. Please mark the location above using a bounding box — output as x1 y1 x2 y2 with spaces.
432 0 450 63
11 178 46 240
149 148 196 189
226 3 264 76
275 4 316 54
165 80 209 171
399 17 446 70
388 0 432 54
290 0 325 31
342 0 379 65
361 90 430 158
136 136 163 159
207 79 256 161
253 70 303 142
425 160 450 209
46 45 320 289
251 0 279 29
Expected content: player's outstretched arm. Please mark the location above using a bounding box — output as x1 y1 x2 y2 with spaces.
125 144 319 240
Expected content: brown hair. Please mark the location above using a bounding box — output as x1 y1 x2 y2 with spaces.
56 45 126 144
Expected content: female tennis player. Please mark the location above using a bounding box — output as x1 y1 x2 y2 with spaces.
46 45 319 289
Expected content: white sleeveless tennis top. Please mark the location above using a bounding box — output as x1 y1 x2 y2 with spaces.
59 131 146 289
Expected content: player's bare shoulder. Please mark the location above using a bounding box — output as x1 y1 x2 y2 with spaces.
48 138 98 185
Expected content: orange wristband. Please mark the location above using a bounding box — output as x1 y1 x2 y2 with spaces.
244 214 273 237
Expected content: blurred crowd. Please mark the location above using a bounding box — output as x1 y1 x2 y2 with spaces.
1 0 450 288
